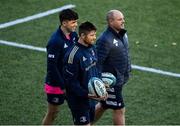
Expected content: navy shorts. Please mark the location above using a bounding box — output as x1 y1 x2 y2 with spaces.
44 83 65 105
101 86 125 109
70 106 95 125
47 94 65 105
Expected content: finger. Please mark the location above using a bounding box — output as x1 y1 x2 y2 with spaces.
105 84 109 87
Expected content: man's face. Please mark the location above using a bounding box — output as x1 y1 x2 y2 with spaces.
83 30 96 45
111 12 125 31
63 20 78 32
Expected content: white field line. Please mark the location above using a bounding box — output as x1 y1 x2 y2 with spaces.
0 4 76 29
0 40 46 52
1 40 180 78
132 65 180 78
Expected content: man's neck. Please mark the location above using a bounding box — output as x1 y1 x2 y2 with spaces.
78 38 88 47
60 26 71 39
110 26 120 33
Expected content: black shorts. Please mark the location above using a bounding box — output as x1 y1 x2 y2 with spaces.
101 86 125 109
47 93 65 105
70 107 95 125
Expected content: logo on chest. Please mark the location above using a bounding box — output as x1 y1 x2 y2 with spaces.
83 56 87 61
64 43 68 48
113 39 118 46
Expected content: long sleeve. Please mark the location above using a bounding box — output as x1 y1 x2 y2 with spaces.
96 39 111 76
47 43 64 88
63 54 88 98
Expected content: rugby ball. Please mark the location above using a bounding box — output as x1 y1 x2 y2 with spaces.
101 72 116 87
88 77 107 97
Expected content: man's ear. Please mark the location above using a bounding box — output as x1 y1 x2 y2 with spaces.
62 20 67 26
80 33 86 39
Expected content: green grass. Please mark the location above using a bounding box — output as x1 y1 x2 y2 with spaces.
0 0 180 125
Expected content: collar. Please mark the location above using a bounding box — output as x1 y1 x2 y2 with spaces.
58 26 72 41
107 26 127 38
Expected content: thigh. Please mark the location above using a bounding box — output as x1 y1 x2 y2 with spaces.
47 102 59 113
101 86 125 109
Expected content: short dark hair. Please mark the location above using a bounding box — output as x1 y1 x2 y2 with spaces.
59 9 78 24
78 21 97 36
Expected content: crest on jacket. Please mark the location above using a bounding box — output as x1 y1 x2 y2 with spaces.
113 39 118 46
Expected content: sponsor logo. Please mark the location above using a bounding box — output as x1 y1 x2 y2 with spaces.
85 62 96 71
48 54 55 58
108 94 116 99
106 101 117 106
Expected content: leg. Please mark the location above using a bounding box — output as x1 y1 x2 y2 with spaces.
113 107 125 125
42 103 59 125
92 102 106 124
101 86 125 125
42 93 65 125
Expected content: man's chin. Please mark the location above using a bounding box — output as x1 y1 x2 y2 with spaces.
70 30 75 32
68 28 76 32
72 28 77 31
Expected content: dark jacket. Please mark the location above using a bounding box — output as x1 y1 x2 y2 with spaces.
96 27 131 86
45 27 78 89
63 42 98 110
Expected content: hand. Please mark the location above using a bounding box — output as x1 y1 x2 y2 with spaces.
88 92 108 101
101 92 108 101
88 94 98 99
102 81 110 89
104 82 110 88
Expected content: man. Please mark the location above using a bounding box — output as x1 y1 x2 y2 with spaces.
94 10 131 125
42 9 78 125
63 21 106 125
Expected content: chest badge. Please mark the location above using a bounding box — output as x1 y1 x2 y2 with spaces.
64 43 68 48
83 56 87 61
113 39 118 46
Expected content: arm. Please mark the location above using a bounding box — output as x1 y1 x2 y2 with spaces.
96 38 111 76
124 33 132 72
47 43 64 89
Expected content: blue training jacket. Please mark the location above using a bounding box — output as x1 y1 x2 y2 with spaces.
45 27 78 89
63 42 98 110
96 27 131 86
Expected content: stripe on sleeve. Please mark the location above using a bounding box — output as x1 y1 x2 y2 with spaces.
68 46 79 64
